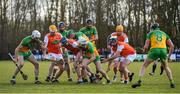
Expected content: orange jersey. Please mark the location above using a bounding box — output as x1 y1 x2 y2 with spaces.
117 42 136 57
19 46 30 52
44 33 62 54
111 32 128 43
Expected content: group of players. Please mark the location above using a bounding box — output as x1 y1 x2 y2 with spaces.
10 19 175 88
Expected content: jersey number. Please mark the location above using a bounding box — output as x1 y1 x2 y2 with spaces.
156 34 162 42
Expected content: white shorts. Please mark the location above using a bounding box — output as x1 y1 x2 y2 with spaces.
120 53 136 62
45 53 63 61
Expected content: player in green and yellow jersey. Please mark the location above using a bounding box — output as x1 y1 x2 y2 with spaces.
132 23 175 88
79 19 98 44
58 22 72 81
10 30 45 84
78 37 111 84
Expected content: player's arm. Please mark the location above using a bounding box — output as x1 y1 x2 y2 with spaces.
143 32 151 52
102 45 123 63
43 35 48 56
143 39 150 52
14 41 23 61
166 39 174 60
102 51 119 63
37 39 46 52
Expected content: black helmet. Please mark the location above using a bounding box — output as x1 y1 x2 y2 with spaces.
108 36 117 46
86 19 93 24
151 23 159 30
58 22 65 29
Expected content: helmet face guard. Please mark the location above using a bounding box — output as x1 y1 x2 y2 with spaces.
151 23 159 30
109 36 117 46
58 22 66 30
110 39 117 46
86 19 93 27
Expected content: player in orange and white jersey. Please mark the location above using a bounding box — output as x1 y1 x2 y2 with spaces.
103 36 136 84
43 25 64 83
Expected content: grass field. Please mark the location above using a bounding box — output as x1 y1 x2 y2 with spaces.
0 60 179 93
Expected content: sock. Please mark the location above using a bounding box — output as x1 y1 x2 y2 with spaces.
152 64 157 73
160 66 164 74
96 70 99 74
12 76 16 79
35 77 38 81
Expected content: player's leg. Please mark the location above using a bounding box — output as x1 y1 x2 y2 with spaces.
160 49 175 88
10 55 24 84
161 61 175 88
51 59 65 83
27 54 41 84
131 58 154 88
95 57 111 84
73 61 83 83
51 65 59 81
119 65 124 83
119 58 131 84
160 63 164 75
81 58 90 83
64 55 72 81
74 52 83 83
45 62 56 82
86 65 96 83
149 60 158 76
125 54 136 82
132 49 159 88
112 58 119 82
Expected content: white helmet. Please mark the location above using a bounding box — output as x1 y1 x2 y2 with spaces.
31 30 41 39
72 42 78 48
78 37 87 45
110 36 117 40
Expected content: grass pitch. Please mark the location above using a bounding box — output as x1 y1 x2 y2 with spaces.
0 60 179 93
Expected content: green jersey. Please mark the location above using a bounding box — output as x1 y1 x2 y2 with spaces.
20 36 43 52
59 30 69 37
83 41 100 62
79 26 97 40
75 32 90 41
20 36 33 52
19 36 33 58
147 29 170 49
84 41 99 57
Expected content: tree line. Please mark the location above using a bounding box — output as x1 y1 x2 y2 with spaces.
0 0 179 59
